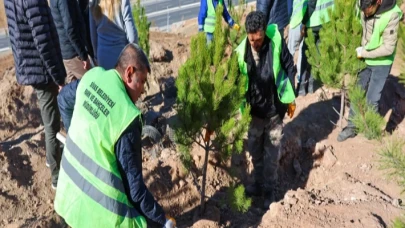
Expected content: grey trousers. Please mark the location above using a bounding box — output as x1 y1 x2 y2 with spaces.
248 115 283 192
34 83 61 186
348 65 392 127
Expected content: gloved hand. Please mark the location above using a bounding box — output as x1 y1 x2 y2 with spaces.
164 215 176 228
233 24 240 31
356 46 363 58
198 25 204 32
287 102 296 119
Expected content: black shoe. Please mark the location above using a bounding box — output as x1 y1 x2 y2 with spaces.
263 191 275 209
337 127 357 142
245 182 262 197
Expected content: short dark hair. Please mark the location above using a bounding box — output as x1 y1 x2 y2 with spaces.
245 11 267 34
116 43 151 74
360 0 378 10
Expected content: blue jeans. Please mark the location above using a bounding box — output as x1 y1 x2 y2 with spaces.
206 32 213 44
347 65 392 127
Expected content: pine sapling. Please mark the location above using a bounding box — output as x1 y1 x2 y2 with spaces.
174 5 251 214
132 0 151 56
306 0 365 129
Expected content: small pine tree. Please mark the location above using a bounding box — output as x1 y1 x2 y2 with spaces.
381 21 405 228
349 85 385 140
379 137 405 227
227 183 252 213
306 0 385 139
175 5 251 214
306 0 365 128
228 0 249 49
132 0 151 56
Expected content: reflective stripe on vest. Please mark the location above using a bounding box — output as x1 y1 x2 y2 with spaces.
306 0 334 27
235 24 296 107
365 5 403 66
290 0 308 29
54 67 146 228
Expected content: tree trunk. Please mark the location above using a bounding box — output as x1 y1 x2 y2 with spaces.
340 88 345 130
199 130 211 214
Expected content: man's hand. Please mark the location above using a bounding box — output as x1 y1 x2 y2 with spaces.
83 58 91 70
164 215 176 228
58 84 65 93
287 102 296 119
233 24 240 31
356 46 363 58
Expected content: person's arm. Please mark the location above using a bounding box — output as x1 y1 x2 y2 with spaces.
89 11 98 62
115 117 166 226
280 36 296 86
122 0 138 44
59 0 88 60
24 0 66 85
57 79 80 132
361 12 401 59
222 1 235 27
198 0 208 31
256 0 273 23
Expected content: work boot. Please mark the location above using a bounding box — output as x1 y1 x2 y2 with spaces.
263 191 275 210
337 127 357 142
245 182 262 197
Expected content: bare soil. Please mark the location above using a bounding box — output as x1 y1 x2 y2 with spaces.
0 20 405 228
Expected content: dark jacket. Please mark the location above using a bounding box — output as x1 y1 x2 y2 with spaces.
49 0 88 60
57 80 167 226
78 0 94 59
257 0 293 31
245 36 296 119
4 0 66 86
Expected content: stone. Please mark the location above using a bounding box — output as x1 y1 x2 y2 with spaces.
269 202 284 217
178 180 186 189
160 148 171 159
322 147 337 168
359 163 372 172
284 193 298 205
392 198 402 207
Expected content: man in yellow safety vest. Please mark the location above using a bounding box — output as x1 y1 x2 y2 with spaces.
54 44 176 228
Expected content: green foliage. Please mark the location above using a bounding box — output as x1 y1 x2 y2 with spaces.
305 0 365 89
228 0 248 49
132 0 150 56
227 184 252 213
349 85 385 140
175 5 251 213
379 137 405 193
398 0 403 6
379 137 405 227
393 216 405 228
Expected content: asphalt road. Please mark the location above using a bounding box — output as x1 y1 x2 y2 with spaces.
0 0 254 50
145 0 255 29
0 36 9 51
